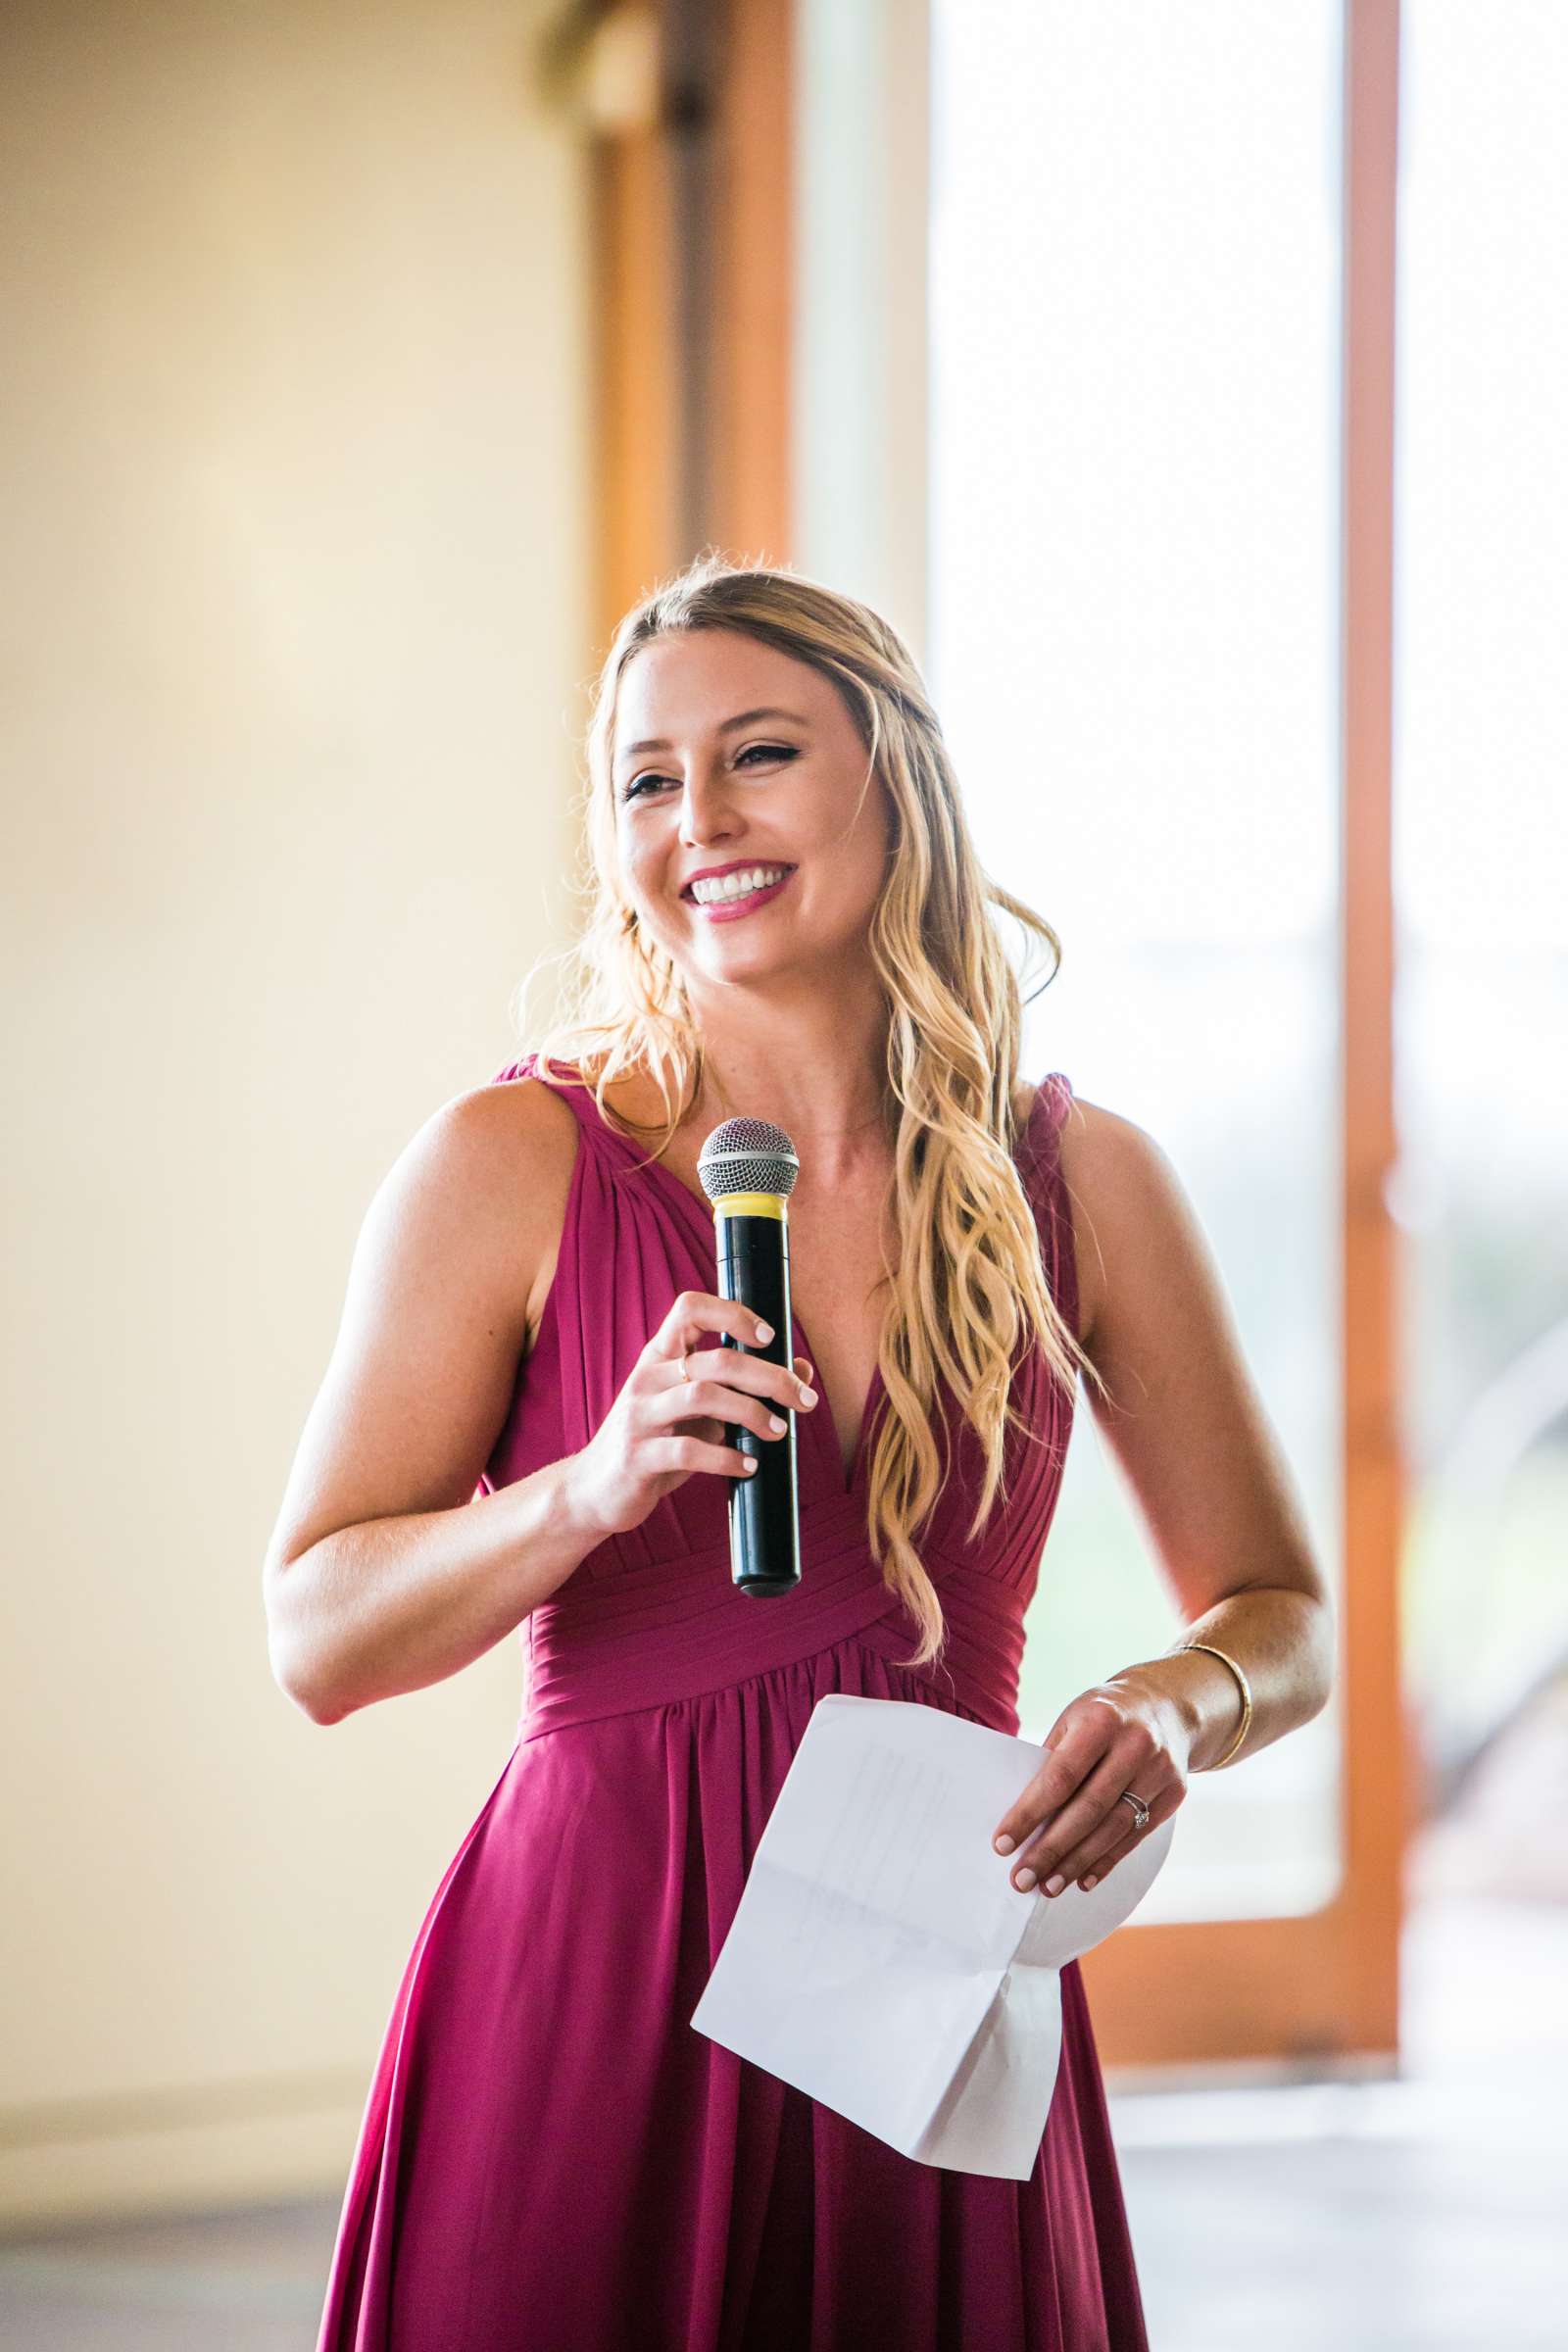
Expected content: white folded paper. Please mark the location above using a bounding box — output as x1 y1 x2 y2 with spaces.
690 1692 1174 2179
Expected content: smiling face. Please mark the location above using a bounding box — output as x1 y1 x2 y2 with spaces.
612 628 893 995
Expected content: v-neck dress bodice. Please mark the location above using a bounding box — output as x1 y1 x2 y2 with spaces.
474 1056 1083 1745
315 1053 1151 2352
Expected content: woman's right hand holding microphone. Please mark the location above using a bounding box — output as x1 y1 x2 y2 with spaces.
564 1290 818 1543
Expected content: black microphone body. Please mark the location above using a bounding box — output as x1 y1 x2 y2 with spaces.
697 1118 804 1597
714 1206 801 1595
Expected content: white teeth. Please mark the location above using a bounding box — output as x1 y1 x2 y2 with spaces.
690 864 790 906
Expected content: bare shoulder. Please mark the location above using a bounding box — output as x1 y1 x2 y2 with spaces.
344 1067 583 1368
1053 1093 1191 1352
261 1070 583 1587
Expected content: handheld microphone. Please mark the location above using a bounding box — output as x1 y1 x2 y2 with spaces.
696 1117 803 1597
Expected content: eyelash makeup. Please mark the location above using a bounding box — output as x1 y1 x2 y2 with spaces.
618 744 797 803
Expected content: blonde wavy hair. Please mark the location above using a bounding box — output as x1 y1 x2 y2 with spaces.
517 554 1103 1671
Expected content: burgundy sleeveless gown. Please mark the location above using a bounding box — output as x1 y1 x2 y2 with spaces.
316 1054 1150 2351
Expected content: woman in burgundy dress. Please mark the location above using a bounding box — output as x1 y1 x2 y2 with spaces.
266 559 1333 2350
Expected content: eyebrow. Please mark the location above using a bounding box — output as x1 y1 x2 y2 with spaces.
616 708 810 766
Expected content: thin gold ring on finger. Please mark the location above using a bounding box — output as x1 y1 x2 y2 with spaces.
678 1351 693 1383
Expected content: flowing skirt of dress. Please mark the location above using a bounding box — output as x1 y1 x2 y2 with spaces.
317 1645 1148 2352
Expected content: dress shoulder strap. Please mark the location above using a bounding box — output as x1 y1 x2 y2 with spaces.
487 1051 592 1111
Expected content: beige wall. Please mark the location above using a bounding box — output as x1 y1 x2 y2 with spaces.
2 0 590 2226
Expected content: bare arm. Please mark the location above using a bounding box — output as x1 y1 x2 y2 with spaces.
262 1077 596 1725
1061 1097 1337 1769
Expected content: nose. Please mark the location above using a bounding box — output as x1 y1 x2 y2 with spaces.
678 762 741 850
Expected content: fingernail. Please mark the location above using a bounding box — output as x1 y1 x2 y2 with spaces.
800 1386 817 1405
1081 1875 1098 1890
994 1835 1015 1856
768 1413 786 1433
755 1321 773 1343
1045 1875 1066 1896
1014 1867 1038 1891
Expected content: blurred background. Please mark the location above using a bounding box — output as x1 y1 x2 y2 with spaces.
3 0 1563 2343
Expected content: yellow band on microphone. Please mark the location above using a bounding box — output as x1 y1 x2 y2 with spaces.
710 1192 789 1221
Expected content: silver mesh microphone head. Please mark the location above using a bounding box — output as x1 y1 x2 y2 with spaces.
696 1117 800 1203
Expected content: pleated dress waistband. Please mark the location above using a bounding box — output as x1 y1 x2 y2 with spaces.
516 1496 1029 1742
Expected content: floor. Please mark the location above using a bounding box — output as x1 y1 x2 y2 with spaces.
1113 1891 1568 2350
2 1893 1563 2349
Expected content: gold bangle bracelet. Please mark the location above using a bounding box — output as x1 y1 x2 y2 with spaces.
1180 1641 1252 1769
